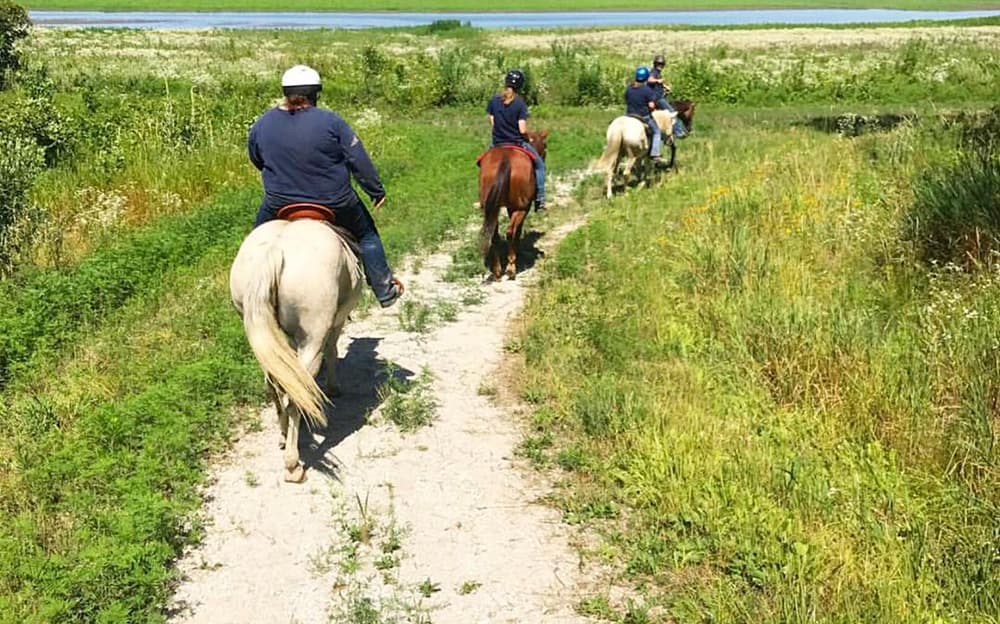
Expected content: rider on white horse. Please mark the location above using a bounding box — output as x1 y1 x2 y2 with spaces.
248 64 404 308
625 67 667 169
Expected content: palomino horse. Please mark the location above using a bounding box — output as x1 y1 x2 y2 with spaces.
593 109 677 199
478 130 548 280
229 217 364 482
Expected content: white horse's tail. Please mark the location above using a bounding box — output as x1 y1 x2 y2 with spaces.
241 244 328 429
593 123 623 173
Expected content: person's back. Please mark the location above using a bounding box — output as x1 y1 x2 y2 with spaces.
248 64 403 308
625 83 655 118
485 69 546 212
486 93 529 147
250 107 363 210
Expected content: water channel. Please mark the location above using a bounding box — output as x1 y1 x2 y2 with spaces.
28 9 1000 29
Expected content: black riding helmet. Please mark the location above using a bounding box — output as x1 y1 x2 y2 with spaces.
505 69 526 91
653 54 665 67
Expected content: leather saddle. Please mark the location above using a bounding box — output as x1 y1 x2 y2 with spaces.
277 202 336 224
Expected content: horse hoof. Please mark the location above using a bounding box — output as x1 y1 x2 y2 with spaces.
284 465 306 483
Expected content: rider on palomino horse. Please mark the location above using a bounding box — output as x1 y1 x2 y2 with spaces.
486 69 546 212
625 66 668 169
648 54 687 139
248 64 404 308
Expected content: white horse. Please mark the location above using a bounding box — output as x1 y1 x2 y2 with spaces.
229 219 363 483
592 109 678 199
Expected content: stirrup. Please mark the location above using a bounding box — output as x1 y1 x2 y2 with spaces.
379 277 405 309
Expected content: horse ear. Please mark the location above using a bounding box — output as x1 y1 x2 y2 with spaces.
540 129 550 139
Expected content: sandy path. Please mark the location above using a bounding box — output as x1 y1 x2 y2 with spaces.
168 174 595 624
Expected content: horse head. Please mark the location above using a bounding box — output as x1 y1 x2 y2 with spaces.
526 129 549 160
673 100 695 133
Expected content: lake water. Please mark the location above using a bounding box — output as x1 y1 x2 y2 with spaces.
28 9 1000 30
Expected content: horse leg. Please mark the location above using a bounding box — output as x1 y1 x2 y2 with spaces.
489 225 503 281
266 376 290 450
283 344 323 483
505 209 527 279
606 153 620 199
321 327 344 398
668 141 677 169
623 156 636 187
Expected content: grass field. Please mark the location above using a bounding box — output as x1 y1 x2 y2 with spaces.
21 0 1000 13
0 20 997 624
517 105 999 621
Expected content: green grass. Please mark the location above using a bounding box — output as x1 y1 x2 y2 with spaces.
2 25 999 624
21 0 1000 11
517 108 999 621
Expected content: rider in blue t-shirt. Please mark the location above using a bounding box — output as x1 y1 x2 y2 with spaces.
648 54 686 139
624 66 665 166
486 69 546 212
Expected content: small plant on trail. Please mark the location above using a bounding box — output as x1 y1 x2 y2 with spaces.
417 578 441 598
378 366 438 433
458 580 482 595
398 299 433 333
345 492 374 544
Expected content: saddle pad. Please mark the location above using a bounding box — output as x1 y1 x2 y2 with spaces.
476 144 538 167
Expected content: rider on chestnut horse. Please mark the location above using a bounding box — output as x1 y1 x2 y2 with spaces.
486 69 546 212
648 54 688 139
248 64 403 308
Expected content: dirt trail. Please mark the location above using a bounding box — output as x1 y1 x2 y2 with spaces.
169 173 596 624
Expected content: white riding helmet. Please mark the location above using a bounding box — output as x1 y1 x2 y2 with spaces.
281 65 321 89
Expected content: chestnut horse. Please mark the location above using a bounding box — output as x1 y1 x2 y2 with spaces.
478 130 548 280
672 99 696 135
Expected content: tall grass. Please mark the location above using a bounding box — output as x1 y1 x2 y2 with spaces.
518 111 998 622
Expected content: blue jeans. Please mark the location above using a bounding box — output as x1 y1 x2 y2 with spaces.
492 140 546 207
254 196 396 304
645 117 662 158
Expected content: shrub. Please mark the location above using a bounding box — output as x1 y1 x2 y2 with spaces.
0 130 44 273
0 1 29 90
903 110 1000 270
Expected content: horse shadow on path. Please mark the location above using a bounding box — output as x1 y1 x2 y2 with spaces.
486 228 547 277
296 336 415 479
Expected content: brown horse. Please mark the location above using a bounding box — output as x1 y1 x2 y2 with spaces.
478 130 548 280
662 100 695 170
672 99 696 134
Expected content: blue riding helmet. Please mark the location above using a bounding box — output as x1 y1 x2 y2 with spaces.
635 66 650 82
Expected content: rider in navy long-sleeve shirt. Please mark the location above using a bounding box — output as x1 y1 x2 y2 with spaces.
249 65 403 308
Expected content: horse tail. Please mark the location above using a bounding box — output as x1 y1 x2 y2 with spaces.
480 155 510 257
594 124 623 174
242 243 328 429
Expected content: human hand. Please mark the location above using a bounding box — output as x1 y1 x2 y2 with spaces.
373 196 386 211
